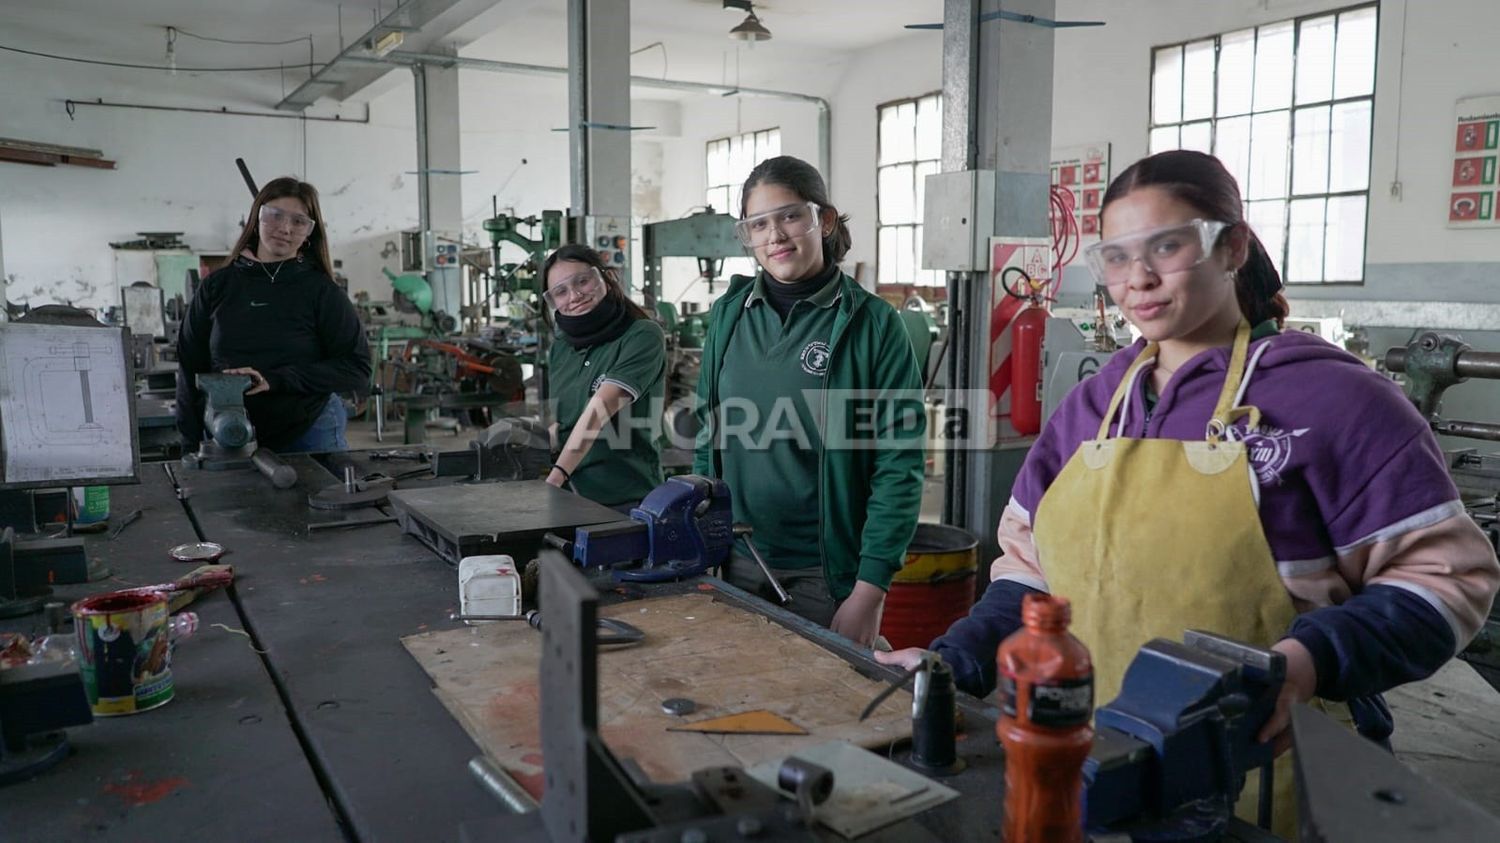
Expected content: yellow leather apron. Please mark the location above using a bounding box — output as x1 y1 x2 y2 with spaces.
1032 320 1343 838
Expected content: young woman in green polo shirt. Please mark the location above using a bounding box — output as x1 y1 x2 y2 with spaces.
693 156 926 646
542 245 666 509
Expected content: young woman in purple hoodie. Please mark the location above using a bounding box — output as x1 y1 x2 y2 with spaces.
878 150 1499 828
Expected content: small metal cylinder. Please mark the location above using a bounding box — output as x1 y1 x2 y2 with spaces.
467 755 537 814
251 448 298 489
910 659 965 776
776 758 833 806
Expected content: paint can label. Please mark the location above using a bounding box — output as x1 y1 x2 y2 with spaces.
74 592 175 716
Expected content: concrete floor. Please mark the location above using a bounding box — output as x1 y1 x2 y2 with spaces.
350 417 1500 815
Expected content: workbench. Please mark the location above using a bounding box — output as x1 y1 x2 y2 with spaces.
0 455 998 842
2 453 1282 842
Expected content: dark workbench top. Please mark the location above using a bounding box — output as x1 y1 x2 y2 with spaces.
3 454 1279 842
1 468 343 842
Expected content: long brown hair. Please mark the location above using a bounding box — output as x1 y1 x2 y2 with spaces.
226 176 334 278
739 155 852 263
539 244 650 325
1101 150 1288 327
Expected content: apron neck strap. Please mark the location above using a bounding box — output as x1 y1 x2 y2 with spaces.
1096 344 1159 440
1095 319 1256 442
1207 320 1253 442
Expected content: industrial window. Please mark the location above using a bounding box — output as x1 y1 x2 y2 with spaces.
877 93 943 286
705 128 781 218
1149 4 1377 284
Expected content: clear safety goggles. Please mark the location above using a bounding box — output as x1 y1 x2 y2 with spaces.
543 266 604 311
259 205 317 232
1082 219 1228 287
733 202 822 248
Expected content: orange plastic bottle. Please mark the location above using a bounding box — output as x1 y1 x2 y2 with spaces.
997 594 1094 843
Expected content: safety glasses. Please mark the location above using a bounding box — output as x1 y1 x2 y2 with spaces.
1083 219 1229 287
543 266 604 311
259 205 317 233
733 202 822 248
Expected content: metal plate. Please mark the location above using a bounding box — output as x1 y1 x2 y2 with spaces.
386 481 622 564
169 541 225 563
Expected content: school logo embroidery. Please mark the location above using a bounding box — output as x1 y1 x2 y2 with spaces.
590 373 606 393
800 341 831 376
1241 426 1309 487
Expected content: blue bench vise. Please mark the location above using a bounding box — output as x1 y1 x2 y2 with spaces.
1083 630 1286 841
566 475 734 583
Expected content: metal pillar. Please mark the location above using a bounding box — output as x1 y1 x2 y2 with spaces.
413 61 464 328
567 0 632 219
935 0 1056 563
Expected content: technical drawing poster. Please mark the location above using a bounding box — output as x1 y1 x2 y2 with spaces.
0 323 136 485
1449 95 1500 228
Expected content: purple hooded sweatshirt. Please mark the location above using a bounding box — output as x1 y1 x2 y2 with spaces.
931 329 1500 740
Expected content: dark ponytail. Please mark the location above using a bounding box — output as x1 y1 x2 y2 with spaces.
1101 150 1288 327
739 155 852 264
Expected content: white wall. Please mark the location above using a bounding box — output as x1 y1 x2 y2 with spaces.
0 52 666 311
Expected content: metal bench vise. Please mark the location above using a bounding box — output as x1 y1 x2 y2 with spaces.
564 475 734 583
1083 630 1286 841
184 373 256 470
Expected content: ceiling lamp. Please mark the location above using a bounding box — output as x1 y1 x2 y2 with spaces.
725 1 771 42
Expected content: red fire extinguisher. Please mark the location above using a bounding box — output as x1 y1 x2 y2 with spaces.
1011 304 1048 436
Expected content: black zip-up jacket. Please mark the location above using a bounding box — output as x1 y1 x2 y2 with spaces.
175 255 371 450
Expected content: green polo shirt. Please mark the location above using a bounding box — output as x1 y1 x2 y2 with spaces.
717 276 841 569
549 318 666 506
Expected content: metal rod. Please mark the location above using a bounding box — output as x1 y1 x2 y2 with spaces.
64 98 370 125
346 52 834 183
1433 420 1500 442
732 524 790 605
468 756 538 814
1387 347 1500 380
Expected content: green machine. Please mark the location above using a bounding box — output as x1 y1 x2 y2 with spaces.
641 210 743 351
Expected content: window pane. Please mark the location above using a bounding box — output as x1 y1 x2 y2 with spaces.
729 135 750 182
1253 22 1294 112
730 186 743 218
879 106 903 166
897 226 916 283
1216 116 1252 196
1152 46 1183 124
1324 195 1366 282
706 140 728 188
1249 111 1290 199
895 102 917 162
765 129 781 159
1334 7 1377 100
1218 29 1255 117
1182 39 1215 121
1296 15 1336 104
878 227 897 285
879 165 915 225
1181 121 1213 153
1287 197 1326 283
916 95 942 161
914 225 927 282
1292 106 1331 195
1149 125 1179 155
1247 200 1287 276
915 160 939 223
706 186 729 216
1329 100 1372 192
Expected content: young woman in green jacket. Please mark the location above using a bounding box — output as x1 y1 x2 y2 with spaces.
542 245 666 509
693 155 926 645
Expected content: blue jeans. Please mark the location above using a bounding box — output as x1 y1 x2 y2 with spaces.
283 395 348 453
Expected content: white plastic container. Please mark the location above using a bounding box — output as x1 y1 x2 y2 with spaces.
457 555 521 624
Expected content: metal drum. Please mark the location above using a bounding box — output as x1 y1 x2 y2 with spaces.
880 523 979 650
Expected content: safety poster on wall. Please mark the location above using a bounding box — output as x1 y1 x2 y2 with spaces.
1449 95 1500 228
1051 143 1112 241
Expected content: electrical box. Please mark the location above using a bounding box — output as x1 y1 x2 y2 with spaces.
571 215 630 282
921 170 996 272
